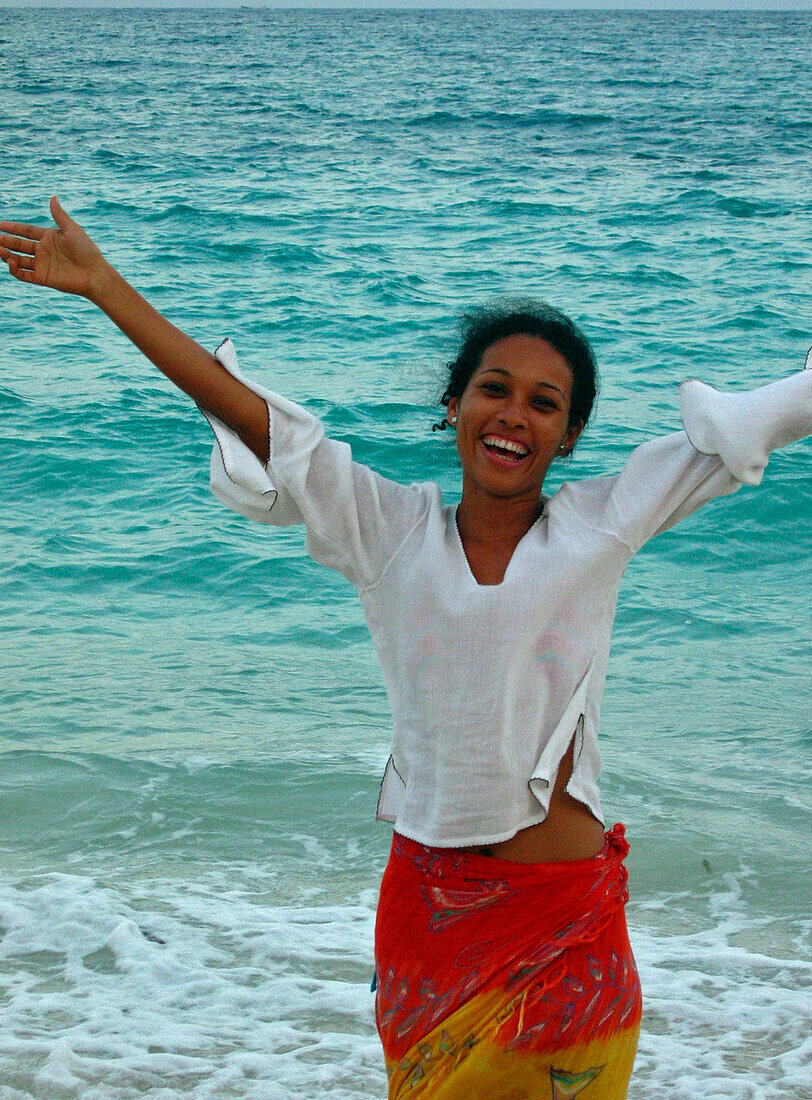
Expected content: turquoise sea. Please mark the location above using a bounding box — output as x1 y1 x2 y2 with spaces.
1 7 810 1098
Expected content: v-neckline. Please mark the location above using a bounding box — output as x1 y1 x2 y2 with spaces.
452 499 548 589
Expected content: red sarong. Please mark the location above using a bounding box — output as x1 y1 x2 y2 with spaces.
375 823 642 1098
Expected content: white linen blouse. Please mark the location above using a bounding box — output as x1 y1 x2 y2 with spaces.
202 339 743 847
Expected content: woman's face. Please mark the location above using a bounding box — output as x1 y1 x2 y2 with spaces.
446 334 582 504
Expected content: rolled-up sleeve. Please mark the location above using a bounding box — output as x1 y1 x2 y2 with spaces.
600 431 741 554
580 365 812 553
199 339 429 590
557 401 745 557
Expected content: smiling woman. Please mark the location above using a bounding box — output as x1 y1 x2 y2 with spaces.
448 333 585 532
1 199 810 1099
439 302 599 445
454 336 576 459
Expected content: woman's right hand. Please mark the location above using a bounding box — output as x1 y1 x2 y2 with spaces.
0 196 106 299
1 195 271 463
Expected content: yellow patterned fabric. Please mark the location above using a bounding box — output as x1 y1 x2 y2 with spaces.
375 825 641 1099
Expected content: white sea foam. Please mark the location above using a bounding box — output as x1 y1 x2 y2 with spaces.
1 859 809 1099
0 869 385 1099
628 873 812 1100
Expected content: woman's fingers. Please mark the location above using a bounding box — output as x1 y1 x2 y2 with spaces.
0 232 37 256
2 244 34 271
5 254 36 283
1 248 34 269
2 201 101 296
0 243 31 267
0 221 45 242
1 232 47 286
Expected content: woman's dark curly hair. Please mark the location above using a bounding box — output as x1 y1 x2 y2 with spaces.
435 301 599 451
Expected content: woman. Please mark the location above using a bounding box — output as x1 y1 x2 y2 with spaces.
2 198 809 1099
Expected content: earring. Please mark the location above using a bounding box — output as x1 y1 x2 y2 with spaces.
449 416 457 425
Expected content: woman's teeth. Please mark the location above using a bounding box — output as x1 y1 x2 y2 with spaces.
482 435 529 460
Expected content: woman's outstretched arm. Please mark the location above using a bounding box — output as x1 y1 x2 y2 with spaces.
0 196 270 463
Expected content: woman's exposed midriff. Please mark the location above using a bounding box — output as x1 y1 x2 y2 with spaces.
462 734 607 863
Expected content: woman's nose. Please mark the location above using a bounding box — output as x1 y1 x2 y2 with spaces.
498 397 528 427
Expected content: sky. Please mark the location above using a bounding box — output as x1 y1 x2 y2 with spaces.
2 0 809 9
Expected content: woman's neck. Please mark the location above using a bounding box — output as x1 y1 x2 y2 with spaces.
456 488 543 549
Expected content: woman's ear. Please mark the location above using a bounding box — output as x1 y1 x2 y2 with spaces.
559 420 584 456
446 397 459 426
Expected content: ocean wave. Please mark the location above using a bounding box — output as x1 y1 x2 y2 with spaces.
0 386 26 409
0 756 808 1100
403 107 614 130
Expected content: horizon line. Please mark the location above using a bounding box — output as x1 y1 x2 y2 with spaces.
1 2 806 9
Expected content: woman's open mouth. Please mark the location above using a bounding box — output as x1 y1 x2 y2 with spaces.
480 435 530 467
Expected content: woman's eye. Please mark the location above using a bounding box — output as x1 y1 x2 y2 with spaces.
481 383 505 394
